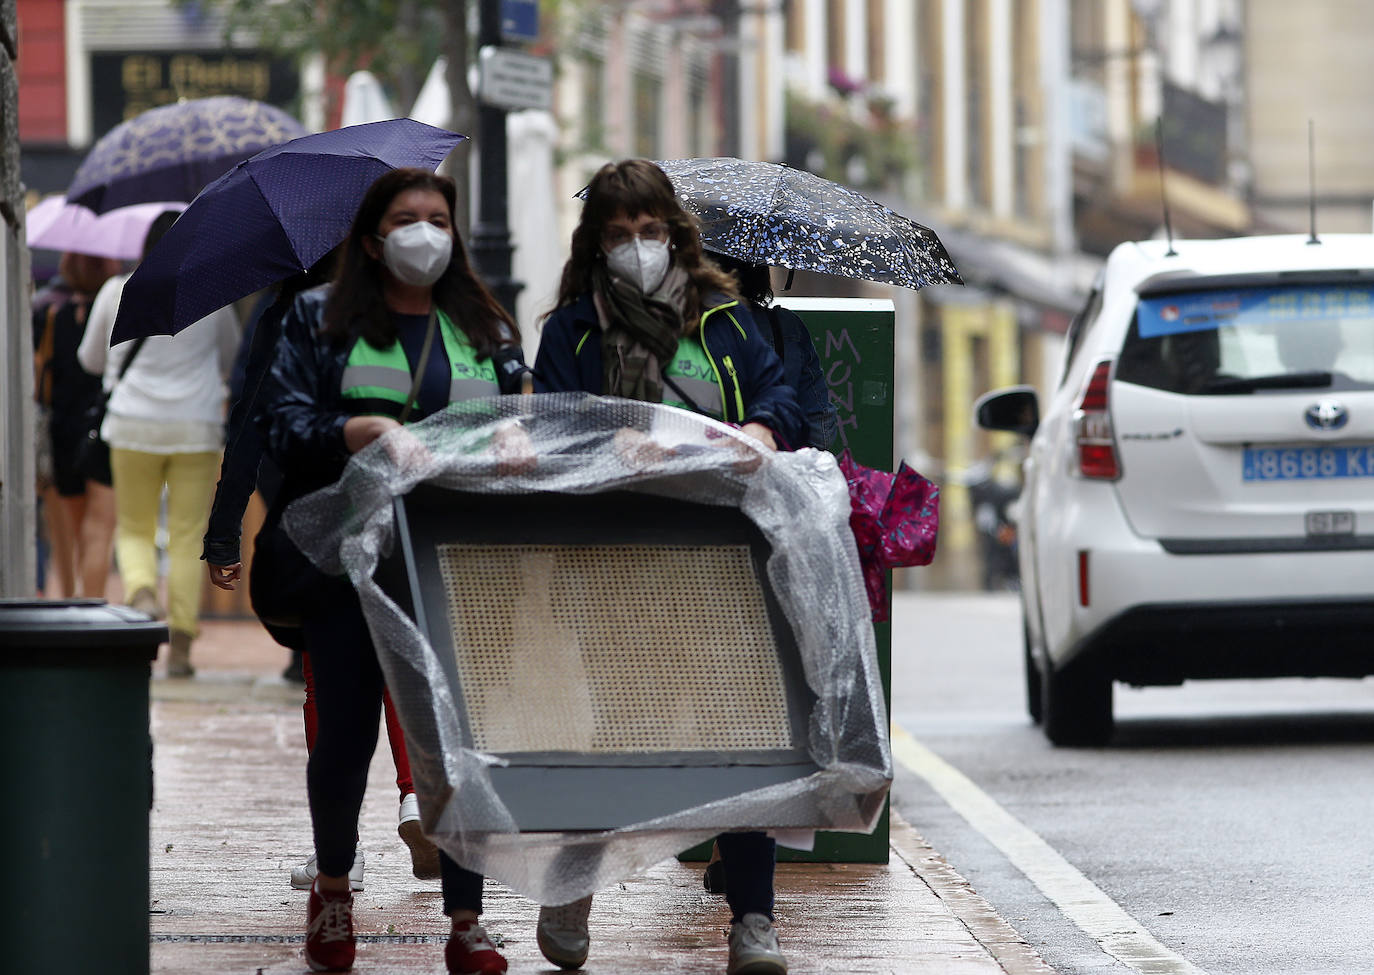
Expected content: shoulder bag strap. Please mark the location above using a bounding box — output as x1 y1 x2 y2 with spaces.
36 304 58 405
396 310 439 425
115 335 149 385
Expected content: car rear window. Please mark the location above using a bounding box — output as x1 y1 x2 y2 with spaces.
1116 284 1374 394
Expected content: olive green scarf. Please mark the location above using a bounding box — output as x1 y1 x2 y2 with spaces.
591 264 690 403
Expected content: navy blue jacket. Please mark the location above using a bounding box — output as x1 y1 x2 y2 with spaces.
202 289 290 566
533 292 804 448
748 303 838 450
259 285 358 503
261 286 527 506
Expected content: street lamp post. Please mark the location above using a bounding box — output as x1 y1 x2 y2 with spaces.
470 0 522 319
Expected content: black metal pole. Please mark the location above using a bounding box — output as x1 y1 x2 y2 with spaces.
471 0 522 319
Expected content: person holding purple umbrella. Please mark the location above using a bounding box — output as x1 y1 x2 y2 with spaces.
258 168 521 975
201 249 446 894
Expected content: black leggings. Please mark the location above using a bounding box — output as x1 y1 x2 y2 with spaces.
302 572 483 914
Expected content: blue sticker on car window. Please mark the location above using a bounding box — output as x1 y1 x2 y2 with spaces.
1138 286 1374 338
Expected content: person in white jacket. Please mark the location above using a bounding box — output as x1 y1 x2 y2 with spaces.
78 210 240 677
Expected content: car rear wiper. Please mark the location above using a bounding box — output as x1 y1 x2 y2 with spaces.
1200 371 1333 393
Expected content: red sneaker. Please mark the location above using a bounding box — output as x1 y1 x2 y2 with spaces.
305 880 355 972
445 920 508 975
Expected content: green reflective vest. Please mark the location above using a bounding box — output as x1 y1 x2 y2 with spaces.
574 300 749 419
340 309 498 418
663 335 723 418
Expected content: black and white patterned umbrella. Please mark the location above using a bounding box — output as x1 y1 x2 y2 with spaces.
653 157 962 290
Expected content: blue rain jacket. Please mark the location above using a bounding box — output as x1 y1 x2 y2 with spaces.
533 291 804 448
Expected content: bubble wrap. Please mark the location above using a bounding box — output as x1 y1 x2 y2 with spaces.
283 392 893 905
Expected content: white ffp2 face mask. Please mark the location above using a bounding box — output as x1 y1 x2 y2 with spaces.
605 238 671 293
378 221 453 286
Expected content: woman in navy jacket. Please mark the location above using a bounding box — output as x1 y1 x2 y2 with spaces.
259 168 517 975
531 158 796 975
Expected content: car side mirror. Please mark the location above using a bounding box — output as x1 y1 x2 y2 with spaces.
974 386 1040 437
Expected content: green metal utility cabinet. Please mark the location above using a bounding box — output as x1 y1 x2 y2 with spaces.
685 296 896 865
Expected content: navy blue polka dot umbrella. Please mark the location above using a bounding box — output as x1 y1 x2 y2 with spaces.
653 157 961 290
66 96 308 214
111 118 466 343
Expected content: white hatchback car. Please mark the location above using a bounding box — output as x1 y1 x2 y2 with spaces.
975 234 1374 746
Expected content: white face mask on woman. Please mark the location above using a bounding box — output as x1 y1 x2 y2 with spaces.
605 237 671 294
377 221 453 286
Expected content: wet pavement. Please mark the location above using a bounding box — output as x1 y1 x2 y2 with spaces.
144 617 1055 974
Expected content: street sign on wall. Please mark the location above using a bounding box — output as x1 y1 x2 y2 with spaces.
477 46 553 112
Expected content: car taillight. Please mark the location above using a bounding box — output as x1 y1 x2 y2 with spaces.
1073 360 1120 480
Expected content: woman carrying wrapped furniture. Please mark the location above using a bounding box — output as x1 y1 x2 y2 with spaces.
533 157 803 975
260 168 522 975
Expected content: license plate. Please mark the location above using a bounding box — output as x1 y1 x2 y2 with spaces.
1306 510 1355 536
1243 445 1374 481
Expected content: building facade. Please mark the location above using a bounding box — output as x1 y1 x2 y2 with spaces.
1244 0 1374 234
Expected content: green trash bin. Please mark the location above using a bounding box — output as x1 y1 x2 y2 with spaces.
0 598 165 975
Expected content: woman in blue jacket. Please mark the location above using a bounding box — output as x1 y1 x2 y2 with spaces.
532 158 797 975
260 168 516 975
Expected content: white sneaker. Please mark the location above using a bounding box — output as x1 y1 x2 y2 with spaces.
536 894 593 969
727 913 787 975
397 793 440 879
290 845 365 892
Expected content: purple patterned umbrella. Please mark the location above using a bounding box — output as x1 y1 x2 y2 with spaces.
111 119 466 343
651 157 962 291
66 96 308 213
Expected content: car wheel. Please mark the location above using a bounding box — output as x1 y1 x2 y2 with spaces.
1024 623 1043 725
1041 661 1113 747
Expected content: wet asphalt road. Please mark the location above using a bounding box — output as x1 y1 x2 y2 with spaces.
888 590 1374 975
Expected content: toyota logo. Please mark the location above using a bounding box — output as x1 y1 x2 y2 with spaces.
1305 401 1349 430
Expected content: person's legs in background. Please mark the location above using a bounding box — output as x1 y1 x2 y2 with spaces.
110 446 167 620
385 689 441 879
162 449 221 676
41 483 77 597
75 479 117 599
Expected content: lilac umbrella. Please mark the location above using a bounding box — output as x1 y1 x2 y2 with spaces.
26 196 186 260
66 96 307 213
111 118 466 343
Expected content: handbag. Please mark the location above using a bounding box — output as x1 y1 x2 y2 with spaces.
76 335 147 484
249 504 315 629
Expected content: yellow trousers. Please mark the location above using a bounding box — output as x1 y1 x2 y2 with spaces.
109 447 221 637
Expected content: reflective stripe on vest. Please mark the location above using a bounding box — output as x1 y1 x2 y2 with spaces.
340 309 498 416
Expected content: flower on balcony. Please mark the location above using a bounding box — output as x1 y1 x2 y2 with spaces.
827 65 866 98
